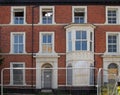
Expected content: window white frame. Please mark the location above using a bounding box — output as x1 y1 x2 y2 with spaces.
10 62 26 85
72 6 87 23
106 6 120 24
10 32 26 54
68 31 72 51
66 29 94 52
39 32 55 54
90 32 93 51
40 6 55 24
11 6 26 25
106 32 120 54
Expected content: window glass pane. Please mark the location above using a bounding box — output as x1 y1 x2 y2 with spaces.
108 63 118 69
68 32 72 51
75 41 81 50
82 41 87 50
76 31 81 39
14 35 18 43
19 35 23 43
82 31 86 39
48 35 52 43
90 42 92 51
19 44 23 53
13 64 23 67
19 17 24 24
42 44 47 53
69 42 72 51
48 44 52 53
67 66 72 85
48 17 52 24
43 35 47 43
68 32 71 40
90 32 92 40
14 44 18 53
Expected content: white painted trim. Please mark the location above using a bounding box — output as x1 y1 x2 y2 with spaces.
39 32 55 54
66 25 94 52
39 6 55 24
103 59 120 82
36 58 58 89
105 32 120 54
10 6 26 25
10 62 26 85
10 32 26 54
72 6 87 23
105 6 120 24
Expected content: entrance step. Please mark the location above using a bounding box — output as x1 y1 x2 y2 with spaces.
41 89 52 93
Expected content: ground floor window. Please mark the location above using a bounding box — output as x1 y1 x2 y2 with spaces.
67 64 72 85
10 62 25 85
90 64 94 85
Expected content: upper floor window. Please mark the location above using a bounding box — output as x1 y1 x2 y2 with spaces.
108 35 117 53
72 6 87 23
75 31 87 50
11 7 26 24
106 6 120 24
11 32 26 54
106 32 120 53
66 24 95 52
40 6 55 24
40 32 54 53
108 9 117 24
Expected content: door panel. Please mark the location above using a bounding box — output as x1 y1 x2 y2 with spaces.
44 69 52 88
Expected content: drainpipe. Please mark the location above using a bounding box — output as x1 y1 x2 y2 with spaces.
31 5 35 89
31 5 39 90
94 27 96 86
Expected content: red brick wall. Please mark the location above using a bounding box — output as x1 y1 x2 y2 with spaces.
55 5 72 23
0 5 119 86
0 6 11 24
88 5 105 23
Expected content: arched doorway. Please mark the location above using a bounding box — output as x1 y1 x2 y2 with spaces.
108 63 118 82
41 63 52 89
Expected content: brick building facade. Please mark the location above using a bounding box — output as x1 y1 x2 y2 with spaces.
0 4 120 90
